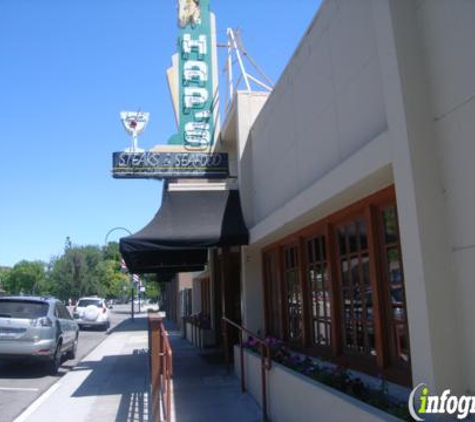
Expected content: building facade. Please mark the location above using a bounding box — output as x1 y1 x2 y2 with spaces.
122 0 475 419
214 0 475 417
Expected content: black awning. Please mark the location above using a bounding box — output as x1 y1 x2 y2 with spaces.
119 189 248 273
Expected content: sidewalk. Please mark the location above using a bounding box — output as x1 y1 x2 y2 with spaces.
15 316 151 422
164 321 261 422
14 316 261 422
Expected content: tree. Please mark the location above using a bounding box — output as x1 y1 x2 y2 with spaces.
0 266 11 295
3 261 46 295
48 241 129 301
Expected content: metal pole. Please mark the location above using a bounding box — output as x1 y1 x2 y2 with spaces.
131 276 135 322
228 28 251 92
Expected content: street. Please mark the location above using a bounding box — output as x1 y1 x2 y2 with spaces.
0 304 133 422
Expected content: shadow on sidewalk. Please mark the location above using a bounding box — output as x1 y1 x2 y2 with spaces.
161 323 262 422
71 348 151 421
108 316 149 334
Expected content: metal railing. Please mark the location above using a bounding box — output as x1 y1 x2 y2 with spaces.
221 317 272 421
149 315 173 422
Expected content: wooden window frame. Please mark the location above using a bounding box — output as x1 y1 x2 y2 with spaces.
262 185 412 386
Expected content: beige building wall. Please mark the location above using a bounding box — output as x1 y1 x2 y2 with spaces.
413 0 475 391
230 0 474 396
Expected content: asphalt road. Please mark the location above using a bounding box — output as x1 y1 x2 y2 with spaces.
0 304 134 422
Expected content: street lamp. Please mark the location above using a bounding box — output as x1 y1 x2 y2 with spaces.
104 227 138 321
104 226 132 244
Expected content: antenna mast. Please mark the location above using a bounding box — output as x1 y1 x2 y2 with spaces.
222 28 274 112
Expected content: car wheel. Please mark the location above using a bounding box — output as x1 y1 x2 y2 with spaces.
66 335 78 360
49 342 62 375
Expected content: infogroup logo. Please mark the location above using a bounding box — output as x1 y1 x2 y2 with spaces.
408 383 475 420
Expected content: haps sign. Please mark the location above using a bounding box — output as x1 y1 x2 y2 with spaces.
177 0 216 150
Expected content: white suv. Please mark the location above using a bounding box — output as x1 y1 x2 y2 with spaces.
73 297 110 330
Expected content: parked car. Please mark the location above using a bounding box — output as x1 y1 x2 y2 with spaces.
0 296 79 374
73 297 110 330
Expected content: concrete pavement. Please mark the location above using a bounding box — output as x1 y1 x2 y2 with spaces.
15 315 150 422
165 323 261 422
13 315 261 422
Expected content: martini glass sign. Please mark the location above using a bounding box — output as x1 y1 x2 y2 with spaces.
120 111 150 152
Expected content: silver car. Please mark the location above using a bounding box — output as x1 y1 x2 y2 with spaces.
0 296 79 374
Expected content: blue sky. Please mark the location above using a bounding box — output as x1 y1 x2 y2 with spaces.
0 0 321 267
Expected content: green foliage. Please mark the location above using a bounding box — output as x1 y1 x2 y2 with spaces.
2 239 153 302
2 261 46 295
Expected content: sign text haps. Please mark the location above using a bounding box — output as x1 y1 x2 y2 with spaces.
112 151 229 179
177 0 216 149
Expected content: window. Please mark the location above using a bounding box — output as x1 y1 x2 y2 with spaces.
56 303 72 320
336 218 376 359
283 245 302 342
262 186 412 385
0 300 48 319
380 205 410 367
306 235 331 348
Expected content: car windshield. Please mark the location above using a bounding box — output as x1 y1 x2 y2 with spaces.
0 300 49 319
77 299 102 307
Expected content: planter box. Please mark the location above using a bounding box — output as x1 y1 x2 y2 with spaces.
185 322 216 348
234 346 402 422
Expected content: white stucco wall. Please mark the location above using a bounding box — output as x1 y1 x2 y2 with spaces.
414 0 475 391
240 245 265 336
244 0 387 228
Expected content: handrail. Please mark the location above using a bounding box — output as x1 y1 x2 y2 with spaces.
222 316 271 421
149 315 173 422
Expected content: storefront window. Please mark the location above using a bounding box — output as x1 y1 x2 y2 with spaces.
284 246 302 342
262 187 411 385
306 235 331 347
381 205 410 365
336 219 376 358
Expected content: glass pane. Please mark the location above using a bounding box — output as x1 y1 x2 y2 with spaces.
307 240 313 265
354 284 362 319
289 249 295 268
321 238 326 260
325 322 331 345
393 324 410 362
365 286 374 320
393 305 405 321
367 324 376 356
355 322 364 352
342 289 351 320
358 220 368 250
0 300 49 319
314 238 321 262
362 254 370 286
325 293 331 318
317 293 325 318
348 223 357 253
319 322 327 343
350 257 360 286
344 324 354 349
387 248 402 284
341 259 349 286
338 226 347 255
383 206 398 244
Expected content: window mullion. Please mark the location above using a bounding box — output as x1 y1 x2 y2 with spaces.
366 205 389 369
